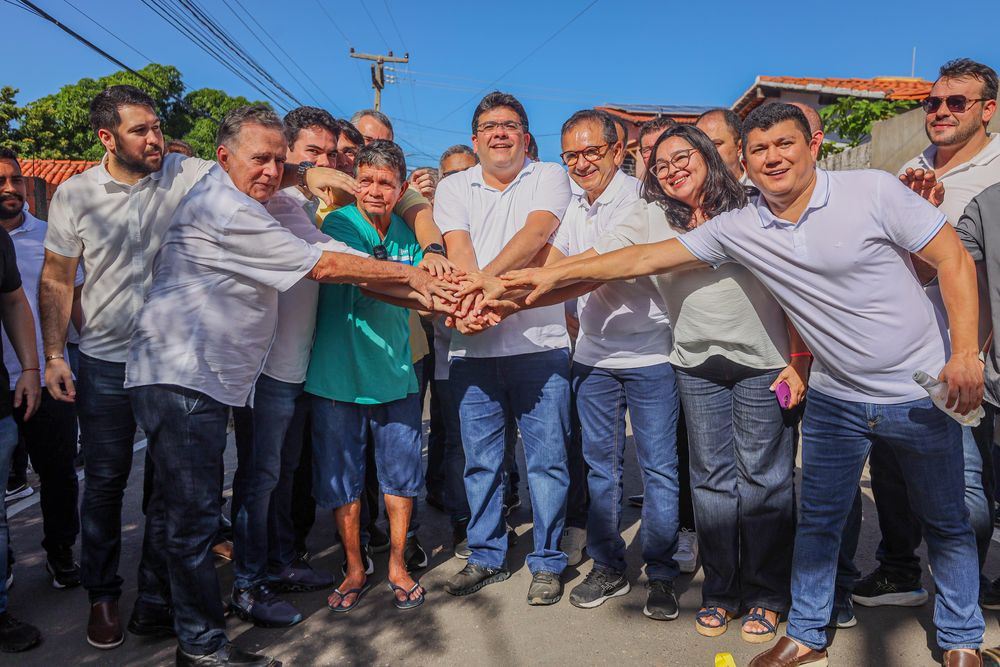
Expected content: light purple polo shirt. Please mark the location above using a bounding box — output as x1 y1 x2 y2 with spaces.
679 168 948 403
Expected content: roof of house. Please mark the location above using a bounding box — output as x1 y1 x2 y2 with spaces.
19 159 100 187
731 75 932 116
597 104 717 125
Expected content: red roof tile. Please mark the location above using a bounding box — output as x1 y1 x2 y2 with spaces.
19 159 99 187
732 76 932 116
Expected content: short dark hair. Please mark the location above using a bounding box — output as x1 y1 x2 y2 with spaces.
164 139 194 156
216 105 284 149
89 85 157 133
939 58 999 102
637 116 678 147
355 139 407 184
284 106 339 148
526 135 539 160
697 108 742 143
440 144 476 164
472 91 529 135
561 109 618 145
0 148 19 162
337 119 364 146
642 124 747 232
611 115 630 145
740 103 811 155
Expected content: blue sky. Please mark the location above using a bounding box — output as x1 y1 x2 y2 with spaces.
5 0 999 163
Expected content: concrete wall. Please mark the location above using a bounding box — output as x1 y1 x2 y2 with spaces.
818 142 872 171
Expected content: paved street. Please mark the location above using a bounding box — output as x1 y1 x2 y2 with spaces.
4 428 1000 667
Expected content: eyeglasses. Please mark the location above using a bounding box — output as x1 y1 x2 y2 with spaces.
639 146 655 161
650 148 698 177
560 143 611 167
476 120 524 134
340 147 358 160
921 95 989 114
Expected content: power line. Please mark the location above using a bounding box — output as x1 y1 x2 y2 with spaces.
381 0 409 52
436 0 600 123
311 0 351 47
60 0 154 64
357 0 391 51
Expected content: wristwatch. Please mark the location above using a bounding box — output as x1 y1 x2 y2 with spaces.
296 161 315 188
424 243 447 258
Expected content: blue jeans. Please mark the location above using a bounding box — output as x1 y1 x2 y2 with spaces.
77 353 168 605
131 384 231 656
450 349 571 574
273 390 312 568
674 363 795 612
788 389 984 651
231 374 304 589
438 378 471 522
573 362 680 581
0 416 20 614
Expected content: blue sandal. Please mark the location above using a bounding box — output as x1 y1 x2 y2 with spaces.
328 581 371 613
695 606 731 637
388 581 425 610
740 606 779 644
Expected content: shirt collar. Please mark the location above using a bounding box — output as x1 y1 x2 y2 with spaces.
94 152 167 186
5 204 37 237
470 158 536 192
918 133 1000 174
755 168 830 228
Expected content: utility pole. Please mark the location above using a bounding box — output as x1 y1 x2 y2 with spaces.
350 48 409 111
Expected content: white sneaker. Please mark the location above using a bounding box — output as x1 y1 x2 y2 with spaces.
560 527 587 567
675 529 699 574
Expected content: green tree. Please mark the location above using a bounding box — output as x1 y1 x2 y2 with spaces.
0 87 21 151
170 88 265 159
818 97 918 158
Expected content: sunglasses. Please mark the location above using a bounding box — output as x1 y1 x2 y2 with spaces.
921 95 989 114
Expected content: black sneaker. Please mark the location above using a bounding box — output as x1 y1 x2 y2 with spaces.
527 571 563 606
569 568 630 609
404 535 428 571
127 599 175 637
229 584 303 628
176 642 280 667
46 548 81 589
0 612 40 653
643 579 679 620
340 544 374 577
453 520 471 560
268 558 335 593
627 494 644 508
369 524 390 554
4 482 32 503
444 563 510 596
983 577 1000 611
851 569 928 607
503 491 520 517
828 597 857 628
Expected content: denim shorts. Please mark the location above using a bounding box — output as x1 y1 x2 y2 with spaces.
309 392 424 509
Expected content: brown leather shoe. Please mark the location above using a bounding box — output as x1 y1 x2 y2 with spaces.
212 540 234 562
944 649 983 667
749 637 828 666
87 600 124 650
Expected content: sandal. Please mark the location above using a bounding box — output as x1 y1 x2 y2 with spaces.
327 581 371 613
388 580 425 610
695 606 731 637
740 606 779 644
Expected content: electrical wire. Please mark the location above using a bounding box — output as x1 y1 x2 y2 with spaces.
60 0 154 64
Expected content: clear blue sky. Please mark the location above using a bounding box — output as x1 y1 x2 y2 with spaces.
5 0 999 163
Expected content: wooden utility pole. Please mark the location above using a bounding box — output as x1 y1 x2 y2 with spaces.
349 48 409 111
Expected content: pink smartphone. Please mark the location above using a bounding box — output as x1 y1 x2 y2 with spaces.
775 381 792 409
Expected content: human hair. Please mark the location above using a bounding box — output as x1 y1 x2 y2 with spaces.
350 109 394 139
89 85 157 133
472 91 529 134
216 105 284 149
641 124 748 232
0 148 19 163
611 115 630 145
526 135 539 160
939 58 999 101
637 116 678 147
337 118 364 146
440 144 477 165
740 103 811 155
561 109 618 145
284 106 339 148
355 139 407 184
697 108 742 142
164 139 194 156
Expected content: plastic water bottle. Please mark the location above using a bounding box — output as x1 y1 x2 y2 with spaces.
714 653 737 667
912 370 985 427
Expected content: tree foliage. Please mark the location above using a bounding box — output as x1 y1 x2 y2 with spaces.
818 97 918 158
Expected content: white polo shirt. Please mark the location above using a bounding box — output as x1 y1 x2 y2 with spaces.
435 159 571 358
2 209 85 388
679 168 948 403
125 165 322 407
45 153 214 363
552 170 671 369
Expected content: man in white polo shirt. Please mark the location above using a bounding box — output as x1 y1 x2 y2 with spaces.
436 91 572 605
502 103 985 667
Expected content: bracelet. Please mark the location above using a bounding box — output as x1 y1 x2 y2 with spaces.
44 354 64 361
21 368 39 373
790 352 813 358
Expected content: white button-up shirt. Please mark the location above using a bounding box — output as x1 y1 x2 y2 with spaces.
553 170 671 369
435 159 571 358
45 153 214 363
125 165 322 407
679 168 948 403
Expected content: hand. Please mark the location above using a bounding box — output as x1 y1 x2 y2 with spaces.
899 168 945 208
448 311 494 335
455 272 505 316
407 268 461 308
14 369 41 420
409 168 438 202
939 351 985 415
44 357 75 402
500 266 562 305
770 356 811 409
430 294 460 315
418 253 460 278
303 167 360 208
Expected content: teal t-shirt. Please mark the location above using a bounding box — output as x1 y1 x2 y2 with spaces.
305 203 423 404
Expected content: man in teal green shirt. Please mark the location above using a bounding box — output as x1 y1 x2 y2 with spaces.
306 140 427 612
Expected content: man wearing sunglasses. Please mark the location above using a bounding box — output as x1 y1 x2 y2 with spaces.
854 58 1000 613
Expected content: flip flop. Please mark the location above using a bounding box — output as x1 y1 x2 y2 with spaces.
388 581 425 610
740 606 779 644
695 606 731 637
327 581 371 613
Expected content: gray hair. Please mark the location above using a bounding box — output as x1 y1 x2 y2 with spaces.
350 109 394 139
355 139 406 183
216 105 284 150
439 144 477 165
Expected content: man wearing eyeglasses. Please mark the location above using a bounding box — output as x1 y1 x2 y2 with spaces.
435 91 573 605
853 58 1000 613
